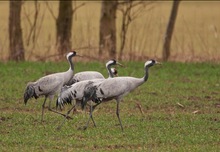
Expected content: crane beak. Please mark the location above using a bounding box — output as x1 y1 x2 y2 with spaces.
76 54 83 57
155 61 162 65
116 62 124 67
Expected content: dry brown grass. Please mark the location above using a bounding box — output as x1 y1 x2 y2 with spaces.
0 1 220 62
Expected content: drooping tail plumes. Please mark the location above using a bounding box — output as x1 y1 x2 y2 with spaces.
56 94 73 109
56 97 64 110
24 83 36 105
56 85 73 109
81 82 99 110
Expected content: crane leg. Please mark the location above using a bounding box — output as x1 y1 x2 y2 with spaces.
92 102 101 110
41 97 47 122
47 96 73 119
83 102 101 129
116 100 124 131
90 104 97 127
56 105 76 130
83 104 96 130
48 108 73 120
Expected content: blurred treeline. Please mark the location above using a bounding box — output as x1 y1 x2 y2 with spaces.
1 1 220 62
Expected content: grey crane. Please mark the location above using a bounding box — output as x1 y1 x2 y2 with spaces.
55 60 123 129
81 59 161 131
56 79 104 129
67 59 122 85
23 51 79 122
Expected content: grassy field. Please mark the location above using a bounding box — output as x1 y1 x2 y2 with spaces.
0 1 220 62
0 60 219 151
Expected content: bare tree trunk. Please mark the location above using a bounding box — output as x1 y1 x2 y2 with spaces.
162 0 181 61
9 0 25 61
99 1 118 59
56 1 73 58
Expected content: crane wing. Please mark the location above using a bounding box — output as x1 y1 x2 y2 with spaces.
34 75 64 95
95 77 142 99
73 71 104 82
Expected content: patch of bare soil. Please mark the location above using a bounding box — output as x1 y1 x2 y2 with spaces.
187 96 203 101
0 116 11 122
0 107 33 113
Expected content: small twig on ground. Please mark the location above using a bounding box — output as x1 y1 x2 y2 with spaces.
192 110 200 114
136 102 145 115
177 102 184 108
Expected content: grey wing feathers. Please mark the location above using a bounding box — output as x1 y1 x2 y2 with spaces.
24 74 64 105
57 85 73 107
56 79 105 109
81 81 99 109
34 75 64 95
94 78 136 99
66 78 77 86
81 81 104 109
69 71 105 85
56 81 83 108
57 81 91 107
57 86 74 107
61 85 72 92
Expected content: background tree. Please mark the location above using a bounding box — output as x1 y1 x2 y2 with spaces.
162 0 181 61
99 1 118 59
22 0 41 60
56 1 73 58
117 1 153 60
8 0 25 61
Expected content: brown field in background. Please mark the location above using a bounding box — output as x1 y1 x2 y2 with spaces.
0 1 220 62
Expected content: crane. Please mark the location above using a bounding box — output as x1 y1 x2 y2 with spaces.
23 51 79 122
55 60 123 129
81 59 161 131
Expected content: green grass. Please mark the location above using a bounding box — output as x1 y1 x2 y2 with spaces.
0 61 220 151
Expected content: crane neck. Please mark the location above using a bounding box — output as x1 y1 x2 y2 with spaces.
106 64 114 78
143 66 149 82
68 56 74 71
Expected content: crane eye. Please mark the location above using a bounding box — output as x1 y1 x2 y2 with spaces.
72 51 76 55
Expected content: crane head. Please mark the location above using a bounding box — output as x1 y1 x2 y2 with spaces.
66 51 76 59
106 59 124 67
144 59 161 68
24 83 37 105
66 51 83 59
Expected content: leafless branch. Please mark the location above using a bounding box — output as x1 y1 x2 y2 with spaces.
32 0 39 44
45 1 57 20
22 6 33 28
35 46 100 61
72 2 85 14
130 2 154 22
22 0 40 47
27 6 46 61
118 1 154 60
